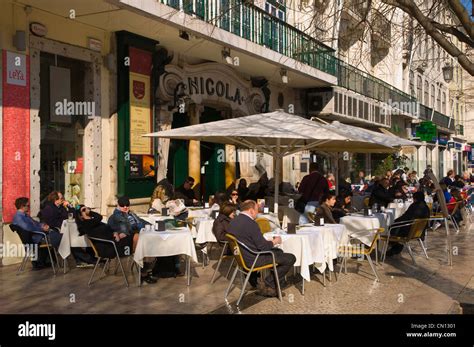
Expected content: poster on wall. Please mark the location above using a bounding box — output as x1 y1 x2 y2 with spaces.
128 47 154 178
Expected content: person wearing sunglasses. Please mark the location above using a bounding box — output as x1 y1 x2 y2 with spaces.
229 190 241 206
175 177 199 206
76 205 132 259
107 196 157 284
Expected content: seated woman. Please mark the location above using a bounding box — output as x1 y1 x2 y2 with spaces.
150 184 188 221
76 205 132 258
228 189 241 207
332 191 355 222
77 205 157 284
314 192 337 224
212 202 237 243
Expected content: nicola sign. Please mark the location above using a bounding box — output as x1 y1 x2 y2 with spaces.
6 51 27 87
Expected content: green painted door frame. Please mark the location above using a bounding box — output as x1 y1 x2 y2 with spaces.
116 31 159 199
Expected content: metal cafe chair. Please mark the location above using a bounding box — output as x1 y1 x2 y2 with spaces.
338 228 383 281
86 236 129 288
255 217 272 234
224 233 282 306
210 241 235 284
10 224 59 276
380 218 430 265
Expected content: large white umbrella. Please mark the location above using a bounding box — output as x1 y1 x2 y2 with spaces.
144 110 398 212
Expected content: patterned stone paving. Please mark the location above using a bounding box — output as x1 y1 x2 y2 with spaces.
0 222 472 314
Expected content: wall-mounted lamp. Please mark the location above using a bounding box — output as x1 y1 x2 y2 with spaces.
13 30 26 51
280 69 288 84
222 47 233 65
442 63 453 83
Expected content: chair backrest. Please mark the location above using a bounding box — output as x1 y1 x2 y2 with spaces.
366 228 383 254
9 224 33 245
86 236 117 259
255 218 271 234
408 218 429 240
225 233 254 272
363 197 370 207
85 236 100 258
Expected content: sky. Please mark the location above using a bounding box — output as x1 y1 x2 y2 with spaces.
460 0 473 18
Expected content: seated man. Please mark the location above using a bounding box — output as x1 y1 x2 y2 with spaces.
369 178 392 207
12 197 62 270
228 200 296 297
107 196 157 284
175 177 199 207
40 191 95 267
386 191 430 256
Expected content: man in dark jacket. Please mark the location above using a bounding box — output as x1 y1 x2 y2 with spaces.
298 162 329 223
40 191 95 266
386 191 430 256
228 200 296 297
175 177 199 206
369 178 393 207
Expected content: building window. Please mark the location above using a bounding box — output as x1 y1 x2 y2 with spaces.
431 84 435 108
416 74 422 101
442 91 446 114
436 87 441 111
424 80 429 105
409 71 415 96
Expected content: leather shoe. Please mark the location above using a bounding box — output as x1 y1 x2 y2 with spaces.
140 274 158 284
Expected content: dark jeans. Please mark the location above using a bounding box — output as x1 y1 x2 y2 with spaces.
253 248 296 289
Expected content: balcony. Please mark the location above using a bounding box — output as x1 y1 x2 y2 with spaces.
160 0 337 76
418 104 456 132
158 0 452 130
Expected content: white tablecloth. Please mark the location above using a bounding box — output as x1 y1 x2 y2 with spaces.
263 232 312 282
188 208 212 218
340 215 386 246
133 227 198 268
58 220 89 259
296 224 349 273
257 213 281 228
136 214 175 225
194 218 217 244
387 202 411 219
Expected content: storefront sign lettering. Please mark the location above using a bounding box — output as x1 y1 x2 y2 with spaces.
6 51 27 86
187 77 244 105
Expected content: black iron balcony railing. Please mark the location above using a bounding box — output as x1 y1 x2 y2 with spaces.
418 104 456 131
160 0 456 131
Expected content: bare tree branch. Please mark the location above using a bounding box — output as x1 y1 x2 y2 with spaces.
382 0 474 75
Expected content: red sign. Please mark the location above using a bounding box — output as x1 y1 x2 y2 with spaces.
2 50 30 222
75 157 84 174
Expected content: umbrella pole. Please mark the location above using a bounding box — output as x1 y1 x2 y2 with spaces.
274 139 281 215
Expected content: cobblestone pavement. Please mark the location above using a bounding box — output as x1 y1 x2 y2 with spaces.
212 222 474 314
0 223 472 314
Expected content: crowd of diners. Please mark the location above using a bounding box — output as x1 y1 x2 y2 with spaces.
10 166 472 294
